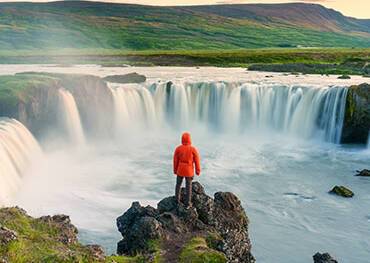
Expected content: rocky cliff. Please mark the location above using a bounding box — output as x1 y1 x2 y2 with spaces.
0 73 114 139
116 182 255 263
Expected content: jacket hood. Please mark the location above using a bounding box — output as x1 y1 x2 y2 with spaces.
181 132 192 145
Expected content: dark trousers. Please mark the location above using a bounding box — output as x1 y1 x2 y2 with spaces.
175 176 193 206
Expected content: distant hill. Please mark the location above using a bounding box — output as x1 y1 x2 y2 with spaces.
0 1 369 50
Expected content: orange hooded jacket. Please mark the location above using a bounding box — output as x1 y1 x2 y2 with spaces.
173 132 201 177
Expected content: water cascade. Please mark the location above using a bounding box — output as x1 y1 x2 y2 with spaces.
0 118 42 206
109 83 157 133
109 82 348 143
58 89 86 145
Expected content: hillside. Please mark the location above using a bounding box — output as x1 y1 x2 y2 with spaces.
0 1 369 51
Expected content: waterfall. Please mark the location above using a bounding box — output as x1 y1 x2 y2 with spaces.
108 83 157 134
0 118 42 206
58 89 85 145
106 81 348 143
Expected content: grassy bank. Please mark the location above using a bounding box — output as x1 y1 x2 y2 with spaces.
1 48 369 75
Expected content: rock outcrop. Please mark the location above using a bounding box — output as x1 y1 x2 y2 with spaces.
313 252 338 263
355 169 370 177
329 185 354 198
103 72 146 84
0 226 17 245
116 182 255 263
0 207 106 262
341 83 370 144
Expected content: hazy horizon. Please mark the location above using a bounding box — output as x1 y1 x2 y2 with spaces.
0 0 369 19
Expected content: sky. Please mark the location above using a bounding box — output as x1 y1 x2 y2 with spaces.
0 0 369 18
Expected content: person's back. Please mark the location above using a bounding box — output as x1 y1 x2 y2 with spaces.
173 132 200 208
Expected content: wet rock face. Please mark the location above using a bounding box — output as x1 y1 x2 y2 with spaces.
116 182 255 263
313 252 338 263
342 83 370 144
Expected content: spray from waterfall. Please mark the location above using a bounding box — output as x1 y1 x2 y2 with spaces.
0 118 42 206
58 89 85 145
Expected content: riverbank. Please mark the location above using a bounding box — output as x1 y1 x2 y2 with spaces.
0 48 369 75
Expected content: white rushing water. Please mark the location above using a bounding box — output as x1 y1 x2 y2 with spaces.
0 118 42 206
2 67 368 263
58 89 85 145
108 82 348 143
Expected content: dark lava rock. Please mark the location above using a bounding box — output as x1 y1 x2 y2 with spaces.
313 252 338 263
116 182 255 263
0 226 17 245
39 214 78 244
355 169 370 177
103 72 146 84
329 186 354 198
337 75 351 79
341 83 370 144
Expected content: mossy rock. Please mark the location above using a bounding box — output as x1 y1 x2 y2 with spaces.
179 237 227 263
0 207 102 262
338 74 351 79
329 186 354 198
342 83 370 144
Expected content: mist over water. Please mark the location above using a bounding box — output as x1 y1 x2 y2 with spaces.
1 67 369 263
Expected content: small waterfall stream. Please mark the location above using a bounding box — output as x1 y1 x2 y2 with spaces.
0 118 42 206
58 89 85 145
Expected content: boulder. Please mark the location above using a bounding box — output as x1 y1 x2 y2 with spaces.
337 75 351 79
313 252 338 263
329 186 354 198
103 73 146 84
355 169 370 177
116 182 255 263
39 214 78 244
85 244 106 261
0 226 17 245
341 83 370 144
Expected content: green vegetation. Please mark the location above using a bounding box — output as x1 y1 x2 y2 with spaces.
0 73 57 117
0 1 369 52
179 237 227 263
0 207 99 263
0 207 162 263
1 48 370 71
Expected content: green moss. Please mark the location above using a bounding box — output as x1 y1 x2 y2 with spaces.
179 237 227 263
0 207 101 263
105 255 146 263
205 232 223 250
0 73 58 116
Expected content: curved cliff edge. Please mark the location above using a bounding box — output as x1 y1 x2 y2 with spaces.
0 183 339 262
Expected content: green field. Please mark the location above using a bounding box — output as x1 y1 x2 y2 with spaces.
0 1 369 51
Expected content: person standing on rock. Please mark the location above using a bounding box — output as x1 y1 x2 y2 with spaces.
173 132 201 209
